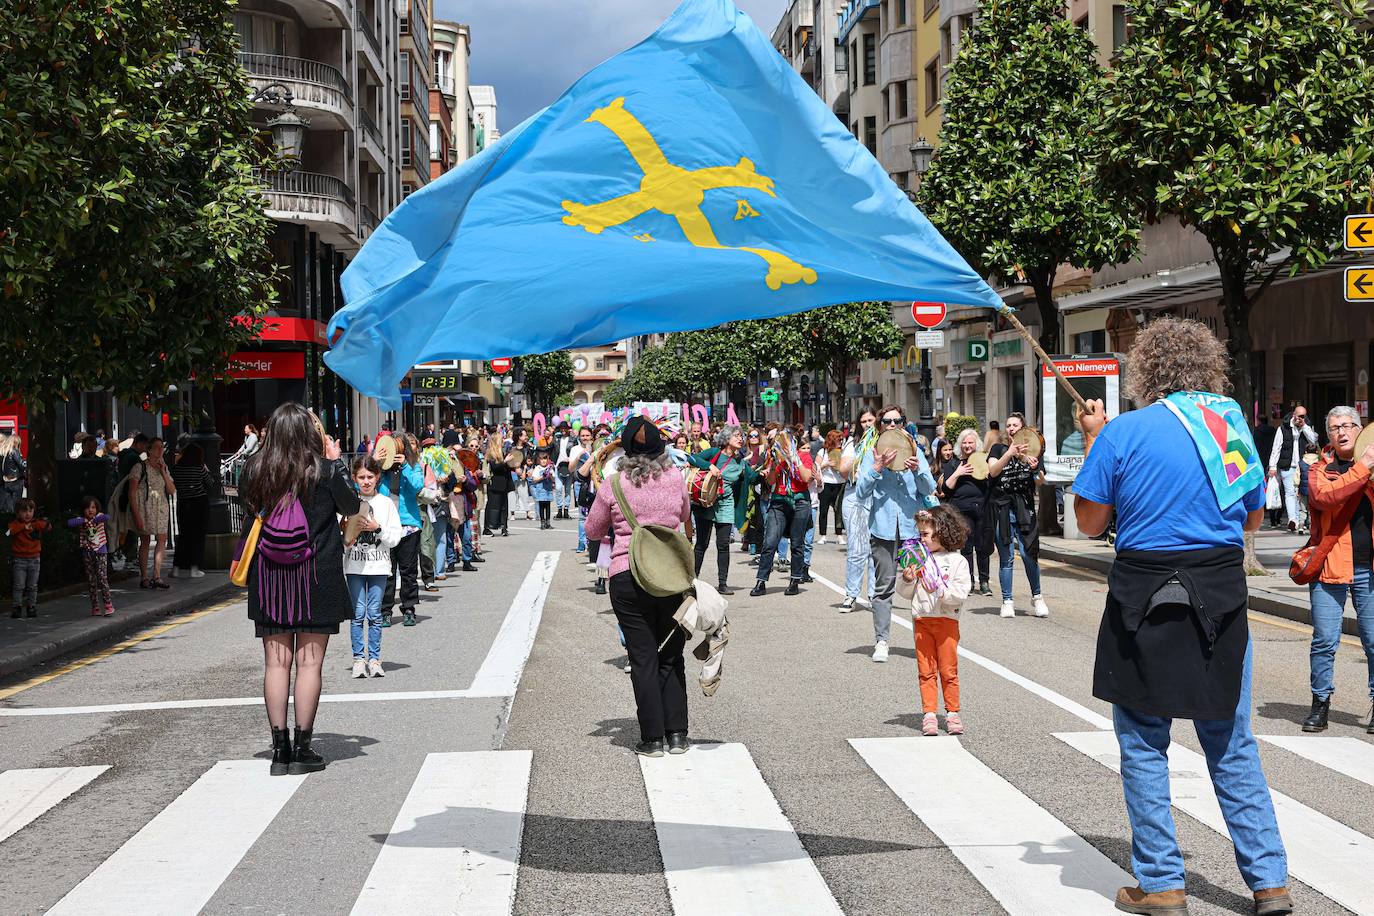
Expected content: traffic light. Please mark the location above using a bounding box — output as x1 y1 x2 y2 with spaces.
800 374 810 400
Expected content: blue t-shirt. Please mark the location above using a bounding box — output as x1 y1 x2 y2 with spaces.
1073 403 1264 551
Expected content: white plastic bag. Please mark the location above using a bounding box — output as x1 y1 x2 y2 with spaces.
1265 475 1282 511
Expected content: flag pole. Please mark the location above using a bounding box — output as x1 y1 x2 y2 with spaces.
997 305 1089 414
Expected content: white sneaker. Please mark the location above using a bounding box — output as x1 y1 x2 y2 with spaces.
872 640 889 663
1032 595 1050 618
1000 599 1015 618
169 567 182 579
367 658 385 678
351 658 366 679
840 596 856 612
623 662 633 673
189 566 205 579
817 535 827 545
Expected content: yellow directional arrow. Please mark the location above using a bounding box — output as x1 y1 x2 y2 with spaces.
1346 214 1374 250
1345 266 1374 301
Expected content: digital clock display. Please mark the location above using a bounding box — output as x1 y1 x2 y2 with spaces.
415 375 461 390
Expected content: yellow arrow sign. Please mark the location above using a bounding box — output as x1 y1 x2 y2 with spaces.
1346 214 1374 250
1346 267 1374 301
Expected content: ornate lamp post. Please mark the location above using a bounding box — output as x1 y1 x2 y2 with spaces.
909 136 938 437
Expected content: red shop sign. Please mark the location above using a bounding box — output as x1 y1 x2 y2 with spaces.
228 351 306 380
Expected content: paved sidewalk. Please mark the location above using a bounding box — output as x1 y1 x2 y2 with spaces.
1042 526 1364 636
0 570 233 680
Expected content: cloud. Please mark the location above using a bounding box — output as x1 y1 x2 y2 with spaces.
437 0 791 131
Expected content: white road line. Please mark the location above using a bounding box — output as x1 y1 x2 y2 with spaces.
813 569 1113 729
468 550 559 696
0 765 109 843
1057 730 1374 916
851 737 1127 914
639 742 843 916
1259 735 1374 789
0 552 561 718
47 760 305 915
352 751 532 916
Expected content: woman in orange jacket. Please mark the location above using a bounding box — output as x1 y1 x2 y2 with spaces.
1301 405 1374 734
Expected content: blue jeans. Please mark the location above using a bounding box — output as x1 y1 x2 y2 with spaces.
1114 641 1287 894
556 474 573 510
779 507 815 569
757 496 810 582
11 556 39 609
996 511 1042 600
1309 567 1374 700
575 482 588 551
432 514 451 576
843 494 875 599
457 518 475 562
348 574 387 660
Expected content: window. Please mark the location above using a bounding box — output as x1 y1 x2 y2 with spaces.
862 32 876 85
863 115 876 155
850 39 858 90
852 120 859 139
882 87 890 119
924 0 938 18
1073 329 1107 353
894 0 906 25
399 10 408 34
834 38 847 72
1112 5 1132 53
595 358 606 371
399 51 410 99
896 80 909 119
1074 14 1089 30
402 182 414 197
400 124 410 166
924 56 940 112
429 123 440 160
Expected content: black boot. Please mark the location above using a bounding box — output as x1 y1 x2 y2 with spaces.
799 567 814 584
269 726 292 776
717 582 736 596
784 578 801 596
502 526 510 537
750 580 766 597
289 727 327 774
462 561 478 572
594 577 607 595
1301 694 1330 732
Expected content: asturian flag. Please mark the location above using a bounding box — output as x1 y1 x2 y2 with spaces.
326 0 1003 407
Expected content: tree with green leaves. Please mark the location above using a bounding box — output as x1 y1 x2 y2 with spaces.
799 302 904 421
513 351 575 416
1 0 276 508
918 0 1138 353
1103 0 1374 412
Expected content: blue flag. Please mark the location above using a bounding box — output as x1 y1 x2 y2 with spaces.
326 0 1003 407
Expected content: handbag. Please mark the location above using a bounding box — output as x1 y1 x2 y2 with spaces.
229 516 263 587
1290 485 1364 585
610 473 695 597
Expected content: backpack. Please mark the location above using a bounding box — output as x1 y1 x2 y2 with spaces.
609 473 695 597
687 451 727 508
256 495 315 624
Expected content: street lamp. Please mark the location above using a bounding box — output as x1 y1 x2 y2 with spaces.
908 136 937 429
909 136 934 176
250 83 309 168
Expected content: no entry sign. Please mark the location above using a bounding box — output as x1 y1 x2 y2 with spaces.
911 301 946 329
490 357 513 375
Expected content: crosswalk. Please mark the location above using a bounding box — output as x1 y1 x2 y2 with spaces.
3 734 1373 915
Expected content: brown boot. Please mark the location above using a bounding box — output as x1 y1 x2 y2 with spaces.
1253 887 1293 916
1115 886 1189 915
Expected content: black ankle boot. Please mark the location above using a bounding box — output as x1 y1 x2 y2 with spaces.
784 578 801 595
289 727 327 774
717 582 736 595
1301 694 1330 732
799 567 814 584
749 580 766 597
594 577 607 595
269 727 292 776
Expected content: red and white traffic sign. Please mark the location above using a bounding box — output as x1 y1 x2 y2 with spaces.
911 301 946 328
490 357 513 375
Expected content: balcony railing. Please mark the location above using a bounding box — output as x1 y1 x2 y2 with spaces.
436 76 455 97
255 169 355 207
358 107 384 148
361 204 380 234
358 12 381 58
239 53 352 107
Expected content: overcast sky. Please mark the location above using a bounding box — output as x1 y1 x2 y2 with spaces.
437 0 792 131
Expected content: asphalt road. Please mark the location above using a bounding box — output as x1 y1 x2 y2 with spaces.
0 517 1370 915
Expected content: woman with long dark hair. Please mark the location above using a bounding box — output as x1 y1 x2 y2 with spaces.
238 403 359 776
170 443 213 578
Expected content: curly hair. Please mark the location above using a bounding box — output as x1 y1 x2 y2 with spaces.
1125 317 1230 404
917 504 969 552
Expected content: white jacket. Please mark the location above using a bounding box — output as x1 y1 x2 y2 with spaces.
343 494 403 577
896 550 971 619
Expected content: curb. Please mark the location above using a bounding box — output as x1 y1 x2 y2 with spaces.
1040 545 1361 639
0 583 236 682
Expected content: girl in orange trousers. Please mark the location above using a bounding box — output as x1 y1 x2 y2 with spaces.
898 506 972 736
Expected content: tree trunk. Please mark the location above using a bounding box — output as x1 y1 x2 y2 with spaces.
1219 262 1256 422
1027 266 1061 355
1242 530 1268 577
26 399 58 514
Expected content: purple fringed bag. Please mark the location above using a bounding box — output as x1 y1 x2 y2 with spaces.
256 496 315 625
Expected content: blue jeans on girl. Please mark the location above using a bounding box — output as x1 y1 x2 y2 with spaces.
348 574 388 661
997 509 1042 600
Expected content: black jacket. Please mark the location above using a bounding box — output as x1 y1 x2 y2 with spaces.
1093 546 1249 720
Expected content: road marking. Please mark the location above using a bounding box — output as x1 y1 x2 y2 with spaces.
812 569 1112 729
639 742 843 915
0 552 560 718
1056 730 1374 916
468 550 559 697
47 760 305 915
1260 735 1374 789
352 751 532 916
0 599 239 702
851 737 1127 913
0 765 109 843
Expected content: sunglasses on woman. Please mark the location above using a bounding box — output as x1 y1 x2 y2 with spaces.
880 417 904 427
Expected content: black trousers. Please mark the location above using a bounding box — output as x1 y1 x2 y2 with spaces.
537 500 552 523
691 506 732 585
757 495 810 582
173 495 208 570
958 508 993 585
484 490 509 531
609 572 688 742
381 529 421 616
818 482 845 536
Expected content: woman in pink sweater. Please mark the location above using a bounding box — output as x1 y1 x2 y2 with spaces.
585 417 693 758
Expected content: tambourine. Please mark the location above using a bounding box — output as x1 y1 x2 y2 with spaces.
342 502 373 547
967 451 989 480
1011 426 1044 460
827 448 843 469
1302 453 1320 466
875 429 915 469
454 448 480 473
372 434 401 470
505 448 525 470
1355 423 1374 462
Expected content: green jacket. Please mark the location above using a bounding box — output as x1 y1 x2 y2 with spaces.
686 447 758 530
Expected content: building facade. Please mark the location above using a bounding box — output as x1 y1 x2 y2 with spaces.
571 345 628 406
470 85 500 152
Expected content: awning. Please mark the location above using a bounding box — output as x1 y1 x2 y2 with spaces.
442 393 472 405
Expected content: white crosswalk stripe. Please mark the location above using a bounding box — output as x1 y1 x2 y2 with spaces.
0 765 108 845
45 760 306 916
639 742 844 915
851 736 1128 914
351 750 532 916
1056 730 1374 916
1260 734 1374 789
